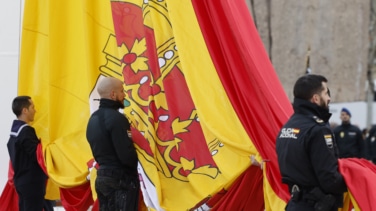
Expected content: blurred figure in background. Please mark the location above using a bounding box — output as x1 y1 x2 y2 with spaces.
365 124 376 163
333 108 365 158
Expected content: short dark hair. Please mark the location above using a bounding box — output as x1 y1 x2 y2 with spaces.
293 74 328 100
12 96 31 117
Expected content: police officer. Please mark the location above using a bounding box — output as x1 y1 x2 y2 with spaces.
333 107 365 158
276 74 347 211
365 124 376 162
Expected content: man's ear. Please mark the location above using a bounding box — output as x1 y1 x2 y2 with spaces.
110 90 115 100
21 107 27 115
310 94 319 104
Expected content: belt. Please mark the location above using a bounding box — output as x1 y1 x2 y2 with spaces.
290 184 316 206
97 168 138 181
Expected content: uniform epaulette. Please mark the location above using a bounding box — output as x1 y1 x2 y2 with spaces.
312 116 324 124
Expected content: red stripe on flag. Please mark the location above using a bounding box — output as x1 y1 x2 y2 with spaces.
192 0 292 205
339 158 376 210
211 166 264 211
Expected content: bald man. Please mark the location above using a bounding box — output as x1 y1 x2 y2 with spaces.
86 77 139 211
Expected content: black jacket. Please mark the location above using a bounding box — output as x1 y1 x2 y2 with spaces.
333 123 365 158
276 98 347 196
86 99 138 176
7 120 47 186
365 124 376 162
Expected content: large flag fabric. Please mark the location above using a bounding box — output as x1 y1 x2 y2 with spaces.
339 158 376 210
190 1 293 209
9 0 376 210
4 0 295 210
0 162 18 211
1 0 333 210
108 0 292 210
15 0 117 209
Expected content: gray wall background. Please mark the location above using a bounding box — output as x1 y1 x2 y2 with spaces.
247 0 370 103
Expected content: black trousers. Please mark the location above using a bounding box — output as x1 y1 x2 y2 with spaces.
286 199 315 211
43 199 55 211
96 169 140 211
286 199 338 211
15 182 46 211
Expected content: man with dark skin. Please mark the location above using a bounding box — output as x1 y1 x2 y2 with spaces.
276 74 347 211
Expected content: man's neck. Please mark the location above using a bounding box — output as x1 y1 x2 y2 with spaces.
17 116 29 124
342 121 350 125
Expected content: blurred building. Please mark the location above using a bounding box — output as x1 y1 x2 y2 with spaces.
247 0 370 103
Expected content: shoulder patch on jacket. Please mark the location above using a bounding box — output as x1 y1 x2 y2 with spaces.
324 134 333 148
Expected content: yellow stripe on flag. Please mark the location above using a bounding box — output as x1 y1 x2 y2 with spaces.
165 0 259 208
167 0 257 167
19 0 116 198
263 163 287 210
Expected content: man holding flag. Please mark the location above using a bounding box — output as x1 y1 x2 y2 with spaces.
86 77 140 211
7 96 48 211
276 74 347 210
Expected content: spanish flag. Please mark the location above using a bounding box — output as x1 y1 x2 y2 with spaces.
4 0 373 210
2 0 292 210
108 0 291 210
15 0 116 210
339 158 376 211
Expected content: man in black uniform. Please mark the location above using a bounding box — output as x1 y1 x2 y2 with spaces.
86 77 140 211
365 124 376 162
276 74 347 211
333 107 365 158
7 96 48 211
